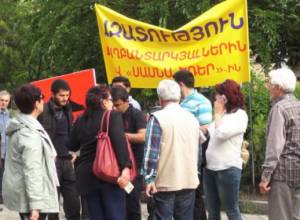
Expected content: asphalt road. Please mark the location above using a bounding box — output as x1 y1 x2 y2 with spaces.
0 203 268 220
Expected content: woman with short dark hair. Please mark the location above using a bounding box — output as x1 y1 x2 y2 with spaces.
68 85 131 220
202 79 248 220
3 85 59 220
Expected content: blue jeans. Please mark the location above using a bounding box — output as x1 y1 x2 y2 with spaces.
149 189 195 220
203 167 242 220
83 182 126 220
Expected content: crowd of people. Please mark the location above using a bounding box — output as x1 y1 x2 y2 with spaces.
0 67 299 220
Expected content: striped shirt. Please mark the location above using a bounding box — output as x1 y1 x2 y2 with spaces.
180 89 212 125
262 94 300 186
140 116 161 184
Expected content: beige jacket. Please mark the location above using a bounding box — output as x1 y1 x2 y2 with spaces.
153 103 199 191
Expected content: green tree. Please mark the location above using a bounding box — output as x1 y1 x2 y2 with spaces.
2 0 299 84
0 0 29 89
249 0 300 69
241 73 270 188
18 0 104 81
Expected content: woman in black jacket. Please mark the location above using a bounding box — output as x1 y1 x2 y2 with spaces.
68 85 131 220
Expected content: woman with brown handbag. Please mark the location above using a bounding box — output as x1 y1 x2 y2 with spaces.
68 85 131 220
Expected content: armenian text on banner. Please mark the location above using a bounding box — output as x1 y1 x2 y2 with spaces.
95 0 250 88
31 69 96 119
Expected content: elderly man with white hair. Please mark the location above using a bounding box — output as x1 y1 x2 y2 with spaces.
141 79 200 220
259 67 300 220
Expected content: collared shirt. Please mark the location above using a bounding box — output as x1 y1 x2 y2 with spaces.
140 116 161 184
262 94 300 186
0 110 10 159
180 89 212 125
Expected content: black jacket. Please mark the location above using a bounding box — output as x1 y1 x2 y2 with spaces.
68 109 131 195
38 99 73 158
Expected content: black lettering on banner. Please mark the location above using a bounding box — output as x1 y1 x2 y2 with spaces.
103 12 245 43
110 21 122 38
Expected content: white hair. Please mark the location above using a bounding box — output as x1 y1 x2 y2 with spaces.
268 68 297 93
157 79 181 101
0 90 11 98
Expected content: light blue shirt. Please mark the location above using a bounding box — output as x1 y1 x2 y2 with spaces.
180 89 212 125
0 110 10 159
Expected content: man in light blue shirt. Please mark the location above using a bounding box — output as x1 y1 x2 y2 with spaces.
174 70 212 220
0 90 11 204
180 89 212 125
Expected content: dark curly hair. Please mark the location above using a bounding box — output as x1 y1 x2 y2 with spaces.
51 79 70 94
83 85 110 118
215 79 245 113
111 76 131 88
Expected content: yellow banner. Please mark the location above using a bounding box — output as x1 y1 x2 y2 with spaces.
95 0 250 88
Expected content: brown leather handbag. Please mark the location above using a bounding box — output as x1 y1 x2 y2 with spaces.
92 110 137 183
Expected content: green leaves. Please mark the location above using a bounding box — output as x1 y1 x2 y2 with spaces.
249 0 300 69
1 0 299 87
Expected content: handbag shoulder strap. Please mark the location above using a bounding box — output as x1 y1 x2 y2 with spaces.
100 110 111 133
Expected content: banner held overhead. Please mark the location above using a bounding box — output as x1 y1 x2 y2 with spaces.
95 0 250 88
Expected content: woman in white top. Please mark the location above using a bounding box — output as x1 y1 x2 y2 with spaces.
202 79 248 220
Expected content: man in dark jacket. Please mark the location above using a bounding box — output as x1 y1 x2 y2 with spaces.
38 79 80 220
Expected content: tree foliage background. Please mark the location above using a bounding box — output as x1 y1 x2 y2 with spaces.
1 0 300 188
1 0 299 87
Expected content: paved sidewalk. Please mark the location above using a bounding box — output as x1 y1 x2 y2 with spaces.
0 204 268 220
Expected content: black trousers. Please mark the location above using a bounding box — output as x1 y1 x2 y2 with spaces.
80 196 89 219
0 159 4 203
126 175 143 220
193 174 207 220
193 137 209 220
48 159 80 220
